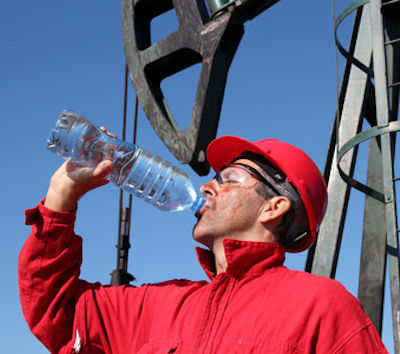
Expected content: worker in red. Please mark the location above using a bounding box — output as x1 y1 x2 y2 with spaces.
19 135 388 353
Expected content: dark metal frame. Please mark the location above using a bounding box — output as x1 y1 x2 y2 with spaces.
121 0 279 175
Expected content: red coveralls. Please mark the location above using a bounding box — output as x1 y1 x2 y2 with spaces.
19 202 388 353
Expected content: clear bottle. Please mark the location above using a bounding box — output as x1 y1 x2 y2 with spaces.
46 110 204 212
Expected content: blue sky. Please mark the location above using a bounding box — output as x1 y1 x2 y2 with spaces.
1 0 395 352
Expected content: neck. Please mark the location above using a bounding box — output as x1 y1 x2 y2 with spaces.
209 229 281 275
210 239 228 275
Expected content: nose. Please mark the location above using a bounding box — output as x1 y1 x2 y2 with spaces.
200 178 217 197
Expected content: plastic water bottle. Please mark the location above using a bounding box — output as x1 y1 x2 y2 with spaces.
45 110 204 212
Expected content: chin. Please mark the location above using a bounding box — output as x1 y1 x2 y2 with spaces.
192 229 211 248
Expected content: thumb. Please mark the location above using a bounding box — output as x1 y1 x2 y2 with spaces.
86 160 114 191
93 160 114 178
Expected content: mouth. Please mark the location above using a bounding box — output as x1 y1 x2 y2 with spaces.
195 207 204 220
194 199 212 219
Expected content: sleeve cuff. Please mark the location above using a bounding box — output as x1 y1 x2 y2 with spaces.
25 199 77 225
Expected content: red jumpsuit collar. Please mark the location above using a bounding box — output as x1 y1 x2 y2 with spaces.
196 239 286 280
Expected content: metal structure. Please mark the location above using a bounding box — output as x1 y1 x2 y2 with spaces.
111 65 137 286
117 0 400 350
305 0 400 351
121 0 279 175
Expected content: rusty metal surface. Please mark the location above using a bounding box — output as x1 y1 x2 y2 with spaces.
122 0 244 175
121 0 279 175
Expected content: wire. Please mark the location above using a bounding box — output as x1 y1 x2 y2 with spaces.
113 62 140 283
128 92 139 236
117 64 130 243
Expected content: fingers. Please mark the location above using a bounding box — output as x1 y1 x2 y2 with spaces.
99 126 117 139
93 160 114 178
45 159 115 212
86 175 110 191
79 160 113 195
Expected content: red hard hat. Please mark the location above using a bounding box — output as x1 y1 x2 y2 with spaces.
206 135 328 252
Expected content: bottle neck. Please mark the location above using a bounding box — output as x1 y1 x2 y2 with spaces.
191 196 204 213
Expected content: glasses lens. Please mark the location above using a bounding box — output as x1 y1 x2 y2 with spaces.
216 166 256 187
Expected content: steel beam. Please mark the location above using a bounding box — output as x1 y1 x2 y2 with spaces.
358 135 386 335
309 4 372 278
369 0 400 350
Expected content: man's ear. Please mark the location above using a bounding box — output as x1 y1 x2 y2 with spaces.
260 196 291 224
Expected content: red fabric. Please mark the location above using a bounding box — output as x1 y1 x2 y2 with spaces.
19 202 388 353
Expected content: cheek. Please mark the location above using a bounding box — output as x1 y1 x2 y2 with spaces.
218 190 242 210
219 189 259 214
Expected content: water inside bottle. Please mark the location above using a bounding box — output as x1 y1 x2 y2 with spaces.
46 112 138 181
46 111 204 212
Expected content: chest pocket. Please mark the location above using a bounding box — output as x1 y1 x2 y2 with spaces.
229 339 304 354
137 340 179 353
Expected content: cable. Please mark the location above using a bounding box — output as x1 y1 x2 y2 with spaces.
111 63 139 285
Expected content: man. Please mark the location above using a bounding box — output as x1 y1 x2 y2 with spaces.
19 135 387 353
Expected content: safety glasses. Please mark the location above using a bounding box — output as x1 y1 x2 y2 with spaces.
213 163 281 195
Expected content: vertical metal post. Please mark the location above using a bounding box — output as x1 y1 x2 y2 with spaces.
358 135 387 334
308 4 372 278
369 0 400 350
111 207 134 285
110 64 136 286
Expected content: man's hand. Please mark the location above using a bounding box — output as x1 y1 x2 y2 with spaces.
44 159 114 212
45 127 116 212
